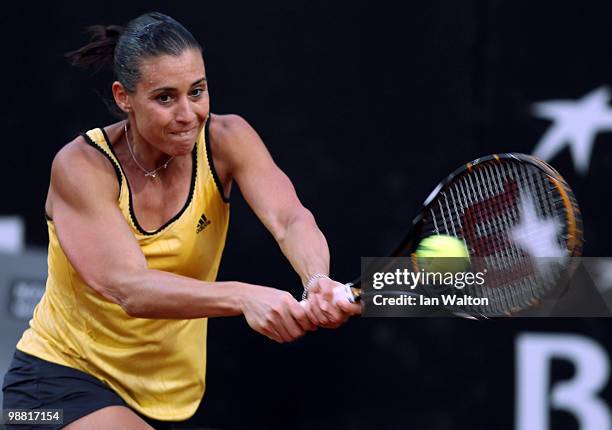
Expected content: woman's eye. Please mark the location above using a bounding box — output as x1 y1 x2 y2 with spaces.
190 88 205 97
157 94 172 104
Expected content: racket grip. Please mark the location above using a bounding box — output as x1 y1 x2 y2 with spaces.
299 283 356 308
332 283 356 305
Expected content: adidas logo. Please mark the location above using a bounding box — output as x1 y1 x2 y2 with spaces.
196 213 211 234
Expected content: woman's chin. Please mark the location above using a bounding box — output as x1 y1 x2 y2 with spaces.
172 142 196 156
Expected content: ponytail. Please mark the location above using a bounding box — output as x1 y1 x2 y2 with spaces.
65 25 124 70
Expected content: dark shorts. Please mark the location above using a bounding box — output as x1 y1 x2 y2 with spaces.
2 350 179 429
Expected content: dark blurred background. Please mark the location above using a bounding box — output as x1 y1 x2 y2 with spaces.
2 1 612 429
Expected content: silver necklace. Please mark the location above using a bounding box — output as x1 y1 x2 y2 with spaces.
124 123 175 178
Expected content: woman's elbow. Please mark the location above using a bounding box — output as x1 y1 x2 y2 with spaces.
82 271 141 316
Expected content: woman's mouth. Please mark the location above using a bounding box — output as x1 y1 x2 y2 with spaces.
170 127 197 138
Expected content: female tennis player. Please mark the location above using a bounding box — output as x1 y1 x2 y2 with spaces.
1 12 360 430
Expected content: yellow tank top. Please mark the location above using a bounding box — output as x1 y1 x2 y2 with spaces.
17 119 230 421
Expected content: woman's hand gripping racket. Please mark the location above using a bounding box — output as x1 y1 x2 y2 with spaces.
305 153 583 318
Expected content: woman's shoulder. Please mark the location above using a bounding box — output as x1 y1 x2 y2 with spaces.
208 113 251 141
46 127 123 221
54 135 107 171
208 113 265 159
206 113 264 192
55 122 123 167
52 123 124 187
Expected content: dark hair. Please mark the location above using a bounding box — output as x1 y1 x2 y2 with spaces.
66 12 201 92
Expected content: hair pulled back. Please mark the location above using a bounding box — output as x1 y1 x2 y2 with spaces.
66 12 201 92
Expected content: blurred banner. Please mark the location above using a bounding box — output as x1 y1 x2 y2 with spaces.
0 217 24 254
0 250 47 413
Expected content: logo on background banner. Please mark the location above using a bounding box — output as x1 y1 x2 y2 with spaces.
9 279 45 320
196 213 211 234
516 333 611 430
531 86 612 176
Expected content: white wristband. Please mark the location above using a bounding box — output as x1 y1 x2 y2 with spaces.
302 273 330 300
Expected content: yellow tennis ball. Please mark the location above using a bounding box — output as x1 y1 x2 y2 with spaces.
415 235 471 273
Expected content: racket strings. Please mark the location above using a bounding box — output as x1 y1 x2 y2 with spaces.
472 165 530 313
483 163 554 313
421 160 574 315
481 165 525 313
498 163 548 310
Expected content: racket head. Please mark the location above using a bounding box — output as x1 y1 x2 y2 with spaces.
354 153 583 317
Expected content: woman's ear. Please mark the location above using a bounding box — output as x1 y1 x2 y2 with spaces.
112 81 131 113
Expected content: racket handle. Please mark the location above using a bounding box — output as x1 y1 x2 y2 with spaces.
333 283 356 305
299 283 356 308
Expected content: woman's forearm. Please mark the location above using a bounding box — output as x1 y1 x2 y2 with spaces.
275 208 331 286
108 268 248 319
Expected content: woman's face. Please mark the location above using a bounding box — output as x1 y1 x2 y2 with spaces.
127 48 209 156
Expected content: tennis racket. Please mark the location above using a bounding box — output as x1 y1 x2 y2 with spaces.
325 153 583 317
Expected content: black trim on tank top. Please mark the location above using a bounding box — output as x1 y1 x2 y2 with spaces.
101 127 198 236
205 117 230 203
80 132 124 193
